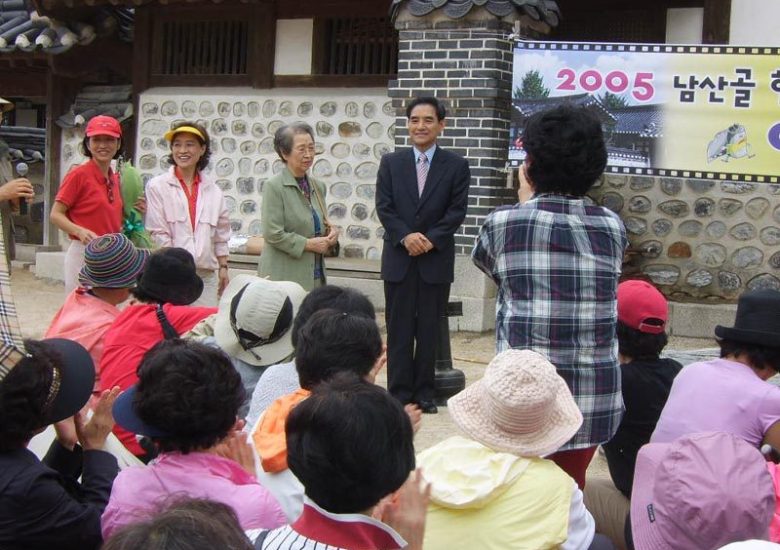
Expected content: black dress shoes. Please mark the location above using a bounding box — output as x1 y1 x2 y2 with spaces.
417 400 438 414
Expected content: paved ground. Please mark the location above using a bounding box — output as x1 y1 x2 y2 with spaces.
12 268 716 476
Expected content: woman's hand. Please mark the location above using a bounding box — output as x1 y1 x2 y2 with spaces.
213 430 256 477
74 226 98 244
75 386 121 451
305 237 332 255
133 196 147 215
375 470 431 550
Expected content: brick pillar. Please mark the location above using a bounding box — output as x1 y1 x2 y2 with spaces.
389 14 518 255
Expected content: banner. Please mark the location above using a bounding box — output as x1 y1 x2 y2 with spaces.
510 41 780 183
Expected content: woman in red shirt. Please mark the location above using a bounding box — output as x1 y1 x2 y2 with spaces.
50 115 125 294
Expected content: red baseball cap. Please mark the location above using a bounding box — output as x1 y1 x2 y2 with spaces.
85 115 122 138
617 280 668 334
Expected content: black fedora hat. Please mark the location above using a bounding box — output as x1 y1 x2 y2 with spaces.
41 338 96 424
715 289 780 347
136 248 203 306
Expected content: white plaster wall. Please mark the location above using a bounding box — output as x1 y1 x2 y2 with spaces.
274 19 314 75
665 8 703 44
135 87 395 260
730 0 780 46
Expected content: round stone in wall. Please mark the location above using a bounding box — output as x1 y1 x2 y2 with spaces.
230 219 243 232
660 178 682 195
279 101 294 117
272 160 284 174
686 269 713 288
161 101 178 116
248 102 260 118
216 179 232 191
141 173 153 185
718 271 741 292
606 175 626 188
694 198 715 217
706 221 727 239
343 244 364 259
297 102 313 117
331 143 350 159
320 102 337 117
591 175 604 189
139 154 157 170
239 158 251 176
760 226 780 246
374 143 391 160
629 176 654 191
210 119 228 136
248 219 262 235
338 122 362 138
315 142 325 155
141 119 168 136
232 120 247 136
599 192 623 213
142 103 159 116
637 240 662 258
623 217 647 235
252 123 265 138
770 251 780 269
254 159 269 175
678 220 702 238
268 120 284 135
367 247 380 260
225 196 237 214
336 163 352 178
233 102 245 117
667 242 692 258
695 243 727 267
240 141 257 155
351 203 369 221
718 199 743 217
328 203 347 219
347 225 371 240
262 100 276 118
686 179 714 193
312 159 333 178
729 222 756 241
721 182 757 194
355 162 378 180
237 178 255 195
642 264 680 285
156 138 168 151
140 137 155 151
382 101 394 117
731 246 763 269
387 126 395 140
747 273 780 291
356 184 375 200
658 200 689 218
240 200 257 215
329 182 352 200
376 226 385 239
769 184 780 195
366 122 384 140
345 102 359 117
199 101 215 117
651 219 673 237
181 101 197 117
745 198 770 220
259 137 274 154
221 138 237 154
363 102 376 118
171 119 187 129
352 143 371 159
217 102 230 117
628 195 651 214
316 122 334 138
159 157 168 170
215 158 235 177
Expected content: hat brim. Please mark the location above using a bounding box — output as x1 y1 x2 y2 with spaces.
163 127 206 143
78 248 151 289
630 442 675 550
213 274 307 367
137 271 204 306
85 129 122 138
42 338 95 424
112 385 169 437
447 375 583 457
714 325 780 348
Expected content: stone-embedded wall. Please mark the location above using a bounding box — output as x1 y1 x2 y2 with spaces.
589 174 780 301
389 17 516 255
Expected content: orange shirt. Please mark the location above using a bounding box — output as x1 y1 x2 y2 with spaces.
55 159 124 239
174 167 200 231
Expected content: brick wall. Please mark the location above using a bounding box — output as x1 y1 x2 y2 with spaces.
389 19 517 255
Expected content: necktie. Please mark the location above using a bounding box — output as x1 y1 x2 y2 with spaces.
417 154 428 197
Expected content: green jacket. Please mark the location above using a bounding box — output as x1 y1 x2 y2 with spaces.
257 166 327 291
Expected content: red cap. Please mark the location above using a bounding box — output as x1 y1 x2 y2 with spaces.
617 280 668 334
85 115 122 138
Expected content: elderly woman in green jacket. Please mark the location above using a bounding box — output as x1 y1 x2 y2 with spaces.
258 123 339 291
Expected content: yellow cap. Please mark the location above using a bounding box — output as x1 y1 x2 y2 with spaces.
163 125 206 143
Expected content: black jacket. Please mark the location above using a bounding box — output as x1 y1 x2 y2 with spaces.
0 441 118 550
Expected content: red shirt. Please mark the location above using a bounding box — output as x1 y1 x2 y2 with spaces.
99 303 216 455
174 167 200 231
55 159 124 239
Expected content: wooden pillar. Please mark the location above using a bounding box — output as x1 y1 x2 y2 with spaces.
703 0 731 44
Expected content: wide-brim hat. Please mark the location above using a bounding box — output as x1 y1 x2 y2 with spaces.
78 233 150 289
715 289 780 347
40 338 95 424
631 432 774 550
214 274 306 367
136 247 203 305
448 349 582 457
112 385 169 438
0 97 13 113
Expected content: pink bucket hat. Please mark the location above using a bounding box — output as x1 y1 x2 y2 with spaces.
631 432 775 550
448 349 582 457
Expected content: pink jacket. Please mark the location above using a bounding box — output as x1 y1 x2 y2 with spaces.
101 451 286 538
145 168 230 271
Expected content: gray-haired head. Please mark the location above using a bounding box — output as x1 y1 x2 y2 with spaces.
273 123 315 163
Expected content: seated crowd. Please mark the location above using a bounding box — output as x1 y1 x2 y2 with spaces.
2 104 780 550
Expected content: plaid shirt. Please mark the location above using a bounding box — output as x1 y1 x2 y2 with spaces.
472 194 628 450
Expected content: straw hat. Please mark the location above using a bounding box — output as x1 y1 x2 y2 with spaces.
448 349 582 457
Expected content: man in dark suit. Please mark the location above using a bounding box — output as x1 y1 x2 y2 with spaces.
376 97 470 413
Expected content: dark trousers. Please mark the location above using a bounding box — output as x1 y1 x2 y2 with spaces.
384 260 449 404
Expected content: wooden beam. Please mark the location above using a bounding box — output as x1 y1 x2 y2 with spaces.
0 73 48 97
703 0 730 44
251 2 276 88
48 38 133 79
276 0 391 19
273 74 391 87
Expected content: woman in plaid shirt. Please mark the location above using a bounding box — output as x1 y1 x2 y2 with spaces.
472 105 628 489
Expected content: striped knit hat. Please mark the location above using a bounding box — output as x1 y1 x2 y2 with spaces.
78 233 150 289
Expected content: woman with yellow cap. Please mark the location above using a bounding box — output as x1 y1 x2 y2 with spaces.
145 121 230 306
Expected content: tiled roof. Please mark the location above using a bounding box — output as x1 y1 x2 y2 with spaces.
55 84 133 129
0 126 45 163
611 105 663 138
0 0 132 54
391 0 561 27
513 93 616 125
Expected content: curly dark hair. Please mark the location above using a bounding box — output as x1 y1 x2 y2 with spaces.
617 321 669 361
522 105 607 197
80 136 124 160
164 121 211 172
134 340 244 454
719 339 780 374
0 340 57 452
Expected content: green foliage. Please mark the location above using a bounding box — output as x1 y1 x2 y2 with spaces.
514 70 550 100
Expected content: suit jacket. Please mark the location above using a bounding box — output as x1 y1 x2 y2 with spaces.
376 147 470 284
257 166 327 291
